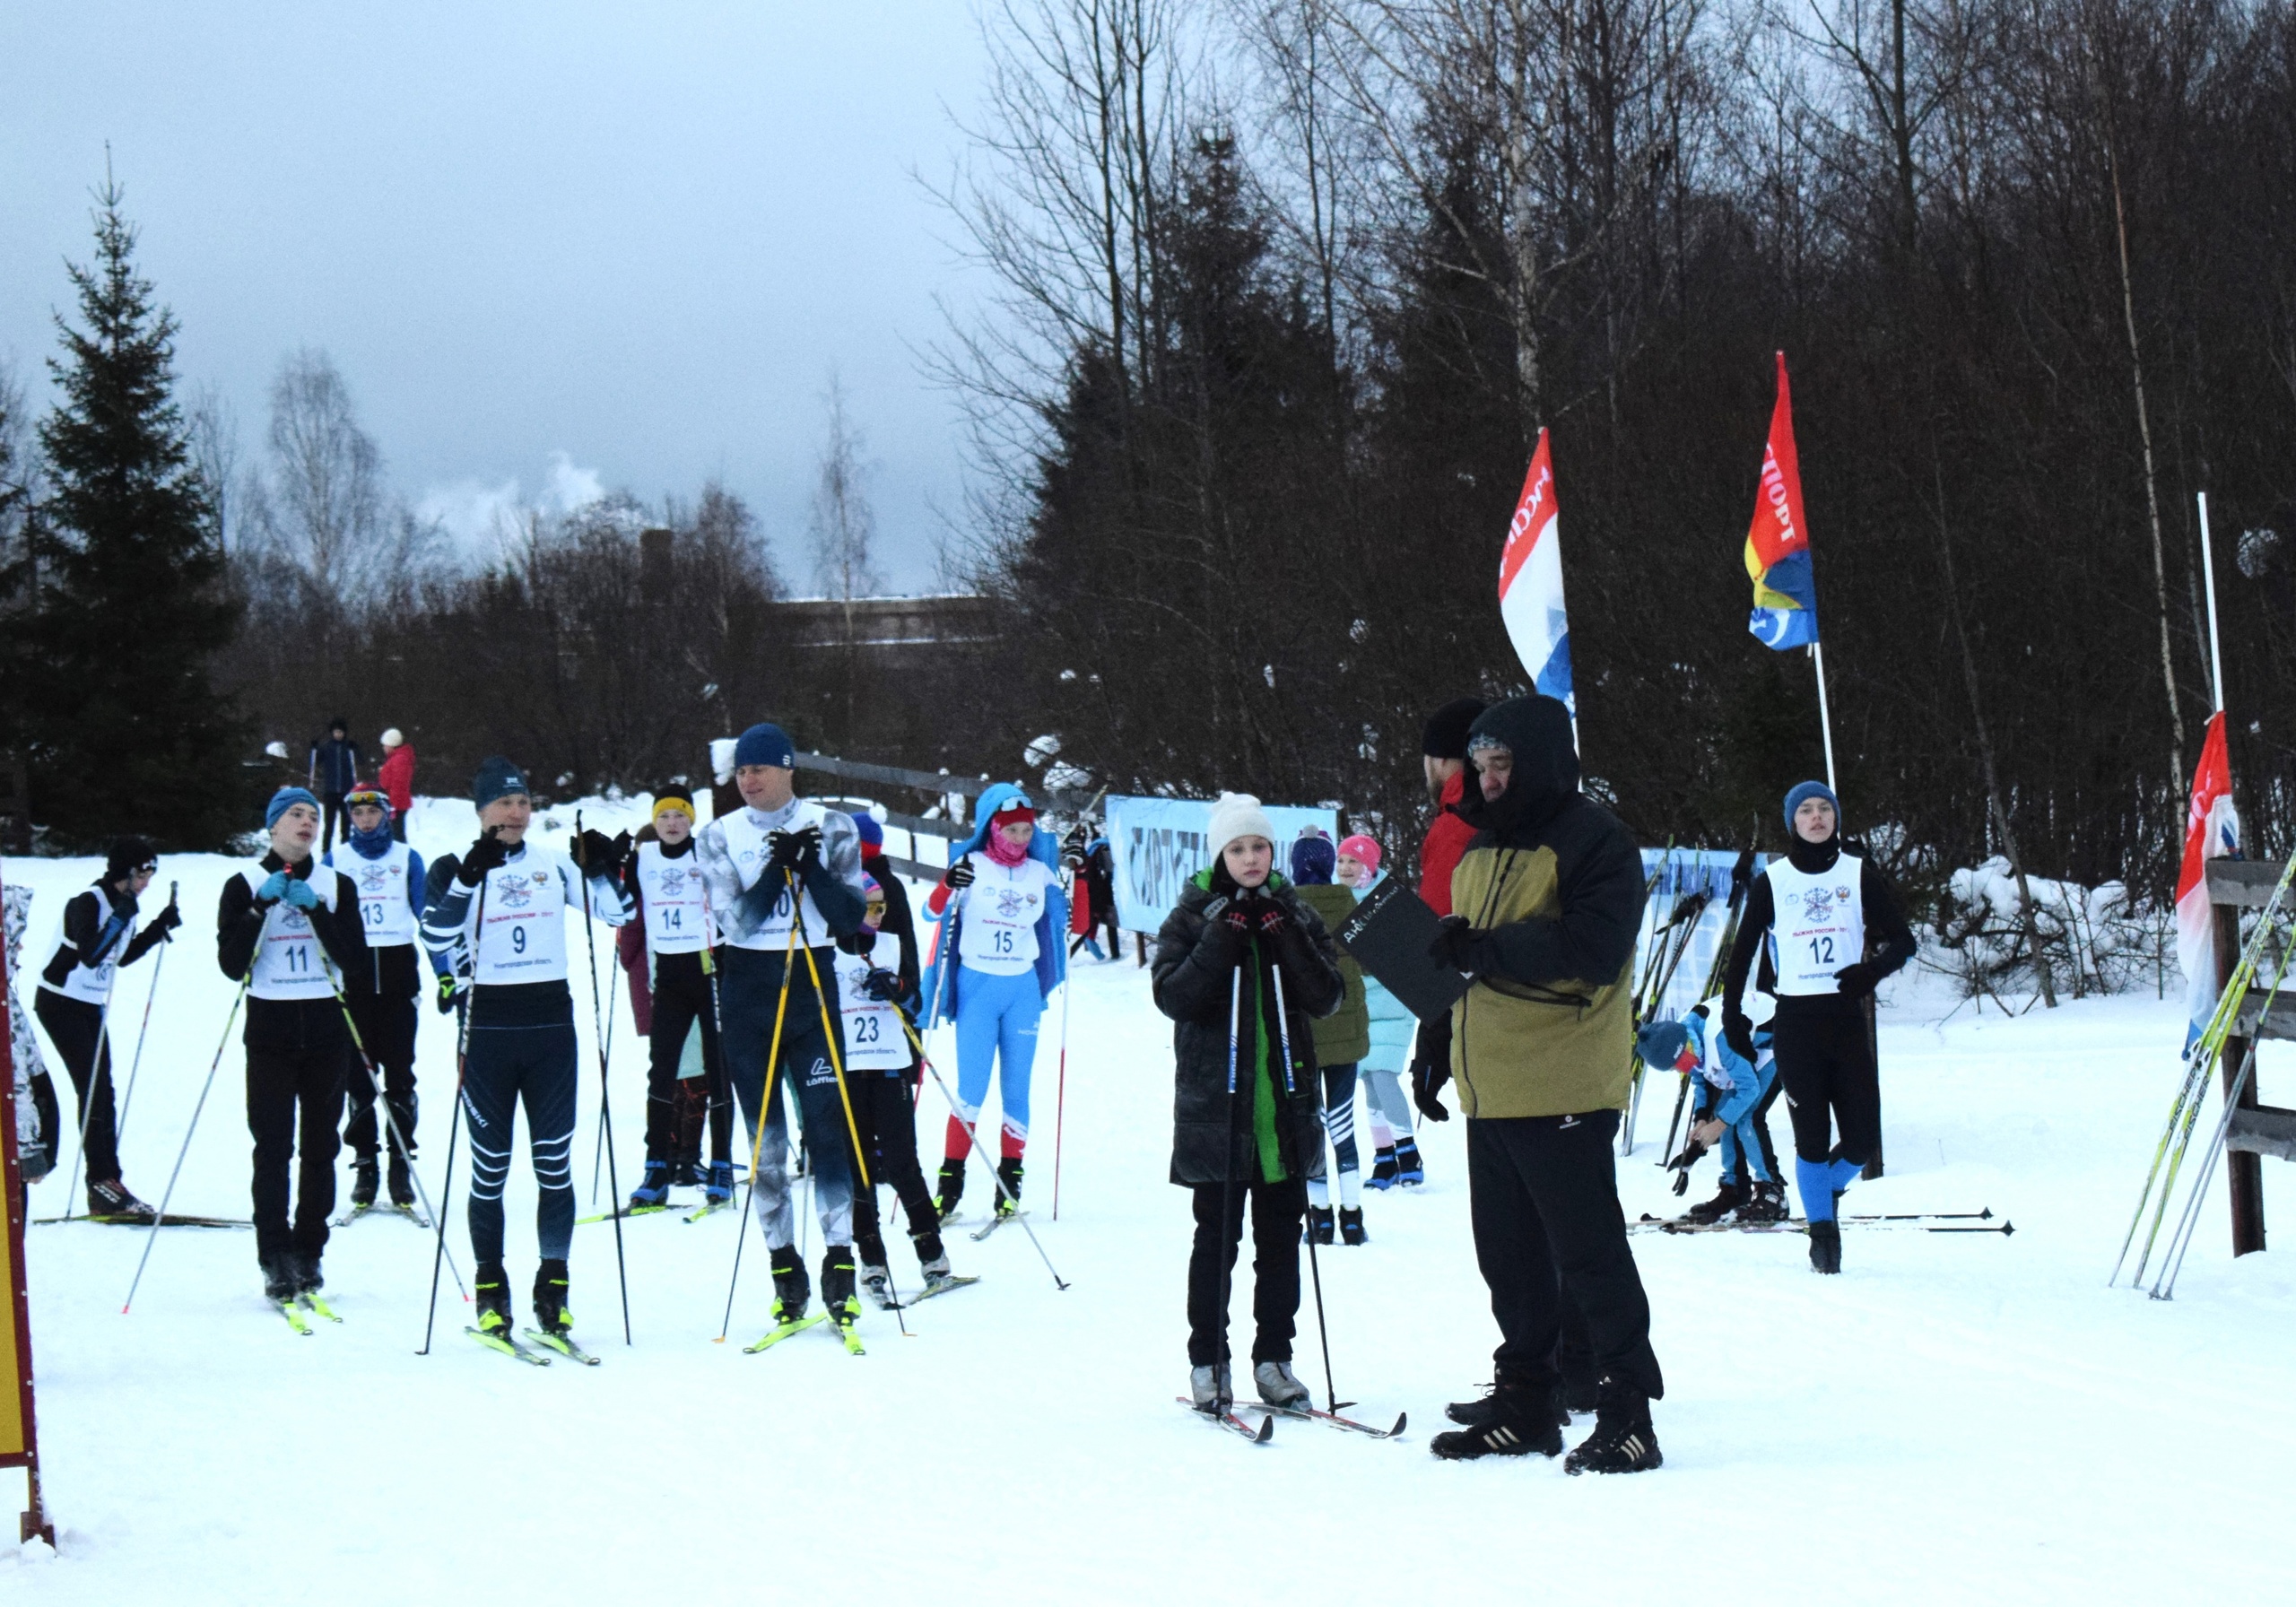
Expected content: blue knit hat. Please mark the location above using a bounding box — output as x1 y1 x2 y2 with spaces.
851 811 884 850
471 756 530 810
265 786 321 830
1782 779 1839 831
733 722 796 770
1290 833 1336 886
1636 1019 1692 1072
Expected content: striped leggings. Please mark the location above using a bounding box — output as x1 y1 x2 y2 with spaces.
461 1021 578 1264
1308 1063 1361 1211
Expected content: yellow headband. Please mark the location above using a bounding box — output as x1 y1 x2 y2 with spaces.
652 797 694 824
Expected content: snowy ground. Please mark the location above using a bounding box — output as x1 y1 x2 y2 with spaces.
4 806 2294 1603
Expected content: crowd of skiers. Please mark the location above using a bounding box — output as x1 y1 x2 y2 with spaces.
5 696 1913 1464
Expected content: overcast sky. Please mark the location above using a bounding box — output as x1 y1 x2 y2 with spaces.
0 3 996 592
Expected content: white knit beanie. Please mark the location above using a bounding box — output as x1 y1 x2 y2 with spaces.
1205 792 1277 863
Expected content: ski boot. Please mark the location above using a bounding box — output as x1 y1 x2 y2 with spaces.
1394 1138 1426 1187
350 1154 379 1210
86 1177 156 1220
1431 1380 1564 1459
994 1156 1024 1219
769 1245 811 1325
1686 1179 1745 1224
859 1263 894 1308
533 1259 572 1336
260 1254 298 1303
1564 1377 1662 1475
1305 1205 1335 1246
1338 1206 1369 1246
1367 1145 1399 1190
387 1147 416 1209
704 1160 734 1205
1254 1359 1311 1411
473 1261 514 1337
917 1249 959 1296
1189 1360 1233 1411
672 1152 703 1188
289 1249 325 1295
1742 1179 1788 1222
1808 1218 1842 1274
628 1158 672 1210
822 1247 863 1350
935 1160 965 1222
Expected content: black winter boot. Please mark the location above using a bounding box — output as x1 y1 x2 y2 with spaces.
533 1258 571 1335
1686 1179 1744 1224
1368 1145 1399 1190
289 1249 324 1295
1305 1205 1335 1246
474 1261 513 1335
387 1147 415 1208
769 1244 810 1323
1808 1218 1842 1273
350 1155 379 1209
261 1254 297 1303
1742 1179 1788 1221
1565 1377 1662 1474
1338 1206 1369 1246
1430 1382 1564 1460
935 1160 965 1221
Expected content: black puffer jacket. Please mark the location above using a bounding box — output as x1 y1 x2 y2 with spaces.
1152 872 1344 1186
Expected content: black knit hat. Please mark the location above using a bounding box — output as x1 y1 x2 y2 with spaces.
105 836 157 882
471 756 530 809
1422 697 1489 760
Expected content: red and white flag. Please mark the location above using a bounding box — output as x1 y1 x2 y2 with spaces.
2173 712 2239 1054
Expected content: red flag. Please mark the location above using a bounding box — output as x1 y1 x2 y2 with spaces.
1744 352 1818 648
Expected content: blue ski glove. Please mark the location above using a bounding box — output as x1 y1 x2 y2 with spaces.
257 870 293 905
281 876 322 911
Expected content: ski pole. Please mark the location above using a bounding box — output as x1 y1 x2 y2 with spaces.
422 864 489 1356
112 879 175 1147
1052 961 1072 1220
894 1005 1068 1290
121 974 248 1314
716 885 804 1342
575 811 633 1346
1214 963 1242 1409
322 974 465 1301
1268 954 1341 1415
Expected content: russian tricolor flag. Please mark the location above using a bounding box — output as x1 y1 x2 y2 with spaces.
2175 712 2239 1055
1498 428 1574 717
1745 352 1820 650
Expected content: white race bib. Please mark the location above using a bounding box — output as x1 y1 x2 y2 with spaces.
334 842 417 948
718 803 832 951
833 932 910 1072
468 854 571 986
637 841 713 956
38 893 130 1007
241 866 342 1001
954 856 1054 977
1765 855 1866 996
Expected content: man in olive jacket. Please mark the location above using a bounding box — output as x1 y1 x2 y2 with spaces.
1423 695 1665 1474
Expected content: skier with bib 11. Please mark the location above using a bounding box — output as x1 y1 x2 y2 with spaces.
1152 794 1344 1416
1720 781 1914 1273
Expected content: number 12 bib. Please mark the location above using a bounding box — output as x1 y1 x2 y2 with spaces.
1764 854 1866 997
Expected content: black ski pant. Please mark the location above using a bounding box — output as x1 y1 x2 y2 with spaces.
1467 1108 1664 1402
244 1021 350 1264
1751 1067 1785 1179
848 1071 939 1268
342 971 419 1162
643 951 729 1165
1772 998 1881 1166
33 991 121 1185
1185 1177 1307 1368
461 1019 578 1264
320 791 348 850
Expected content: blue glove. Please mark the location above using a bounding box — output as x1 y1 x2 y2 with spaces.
257 871 293 905
281 876 322 911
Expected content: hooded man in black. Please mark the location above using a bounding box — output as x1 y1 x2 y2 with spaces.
1422 696 1664 1473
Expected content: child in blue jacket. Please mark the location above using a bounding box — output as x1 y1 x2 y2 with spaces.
1639 1000 1786 1225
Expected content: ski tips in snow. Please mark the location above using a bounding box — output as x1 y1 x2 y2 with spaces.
1178 1397 1274 1442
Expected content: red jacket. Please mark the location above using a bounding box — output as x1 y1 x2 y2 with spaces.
1419 769 1477 917
378 743 416 816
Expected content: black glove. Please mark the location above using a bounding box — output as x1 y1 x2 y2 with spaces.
576 827 631 876
1250 892 1287 938
436 972 465 1014
1722 1009 1755 1061
1833 961 1883 999
944 856 977 890
1410 1015 1452 1123
767 825 823 875
863 968 904 1003
1195 895 1248 959
1428 914 1481 971
1665 1134 1710 1173
457 831 511 887
152 900 183 936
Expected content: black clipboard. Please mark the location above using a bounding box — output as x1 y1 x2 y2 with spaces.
1333 876 1472 1022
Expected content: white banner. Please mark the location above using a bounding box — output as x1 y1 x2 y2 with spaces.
1106 795 1342 934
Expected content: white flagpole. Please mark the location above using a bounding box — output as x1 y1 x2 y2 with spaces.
2197 491 2226 716
1810 640 1839 795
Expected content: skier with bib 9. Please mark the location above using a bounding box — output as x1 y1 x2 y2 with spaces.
1334 836 1424 1189
622 784 733 1209
33 836 178 1218
323 784 431 1213
919 784 1067 1223
1152 794 1343 1415
217 789 370 1304
1286 830 1370 1246
420 759 632 1352
1721 782 1915 1273
691 723 872 1339
1422 696 1665 1472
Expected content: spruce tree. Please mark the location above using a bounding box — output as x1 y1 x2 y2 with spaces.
24 177 245 847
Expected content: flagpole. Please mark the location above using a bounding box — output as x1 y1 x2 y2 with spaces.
2197 491 2226 716
1810 641 1839 795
